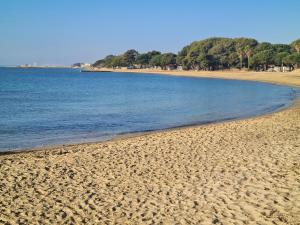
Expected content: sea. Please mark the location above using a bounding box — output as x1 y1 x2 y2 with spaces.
0 67 297 152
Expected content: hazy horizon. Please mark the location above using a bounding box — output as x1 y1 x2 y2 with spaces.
1 0 300 66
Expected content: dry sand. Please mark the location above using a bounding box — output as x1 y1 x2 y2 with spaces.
0 70 300 224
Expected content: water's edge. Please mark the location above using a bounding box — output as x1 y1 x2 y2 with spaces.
1 75 298 155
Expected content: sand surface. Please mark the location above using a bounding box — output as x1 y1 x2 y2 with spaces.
1 70 300 224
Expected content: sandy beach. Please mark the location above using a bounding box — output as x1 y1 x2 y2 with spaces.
1 70 300 224
95 68 300 88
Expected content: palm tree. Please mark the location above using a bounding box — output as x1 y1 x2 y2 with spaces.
294 44 300 53
245 46 253 69
237 47 245 69
291 39 300 53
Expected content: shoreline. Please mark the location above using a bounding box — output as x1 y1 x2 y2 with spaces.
1 71 300 224
1 69 298 154
0 72 300 157
0 94 295 155
90 68 300 88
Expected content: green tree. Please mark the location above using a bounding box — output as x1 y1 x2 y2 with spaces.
254 42 273 53
250 50 274 70
274 52 289 66
111 56 124 68
136 53 150 66
244 46 253 69
93 55 116 68
123 49 139 66
272 44 291 53
177 45 191 67
291 39 300 53
149 55 162 68
160 53 177 69
135 51 161 68
197 54 215 70
235 38 258 69
93 37 300 72
283 53 300 68
208 39 235 69
148 50 161 58
93 59 105 68
236 47 245 69
227 52 240 68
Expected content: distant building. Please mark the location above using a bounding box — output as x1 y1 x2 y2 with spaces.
267 65 292 72
19 64 31 68
282 66 292 72
166 64 177 70
127 65 135 69
151 66 162 70
133 64 143 69
177 65 183 71
72 63 91 68
272 66 282 72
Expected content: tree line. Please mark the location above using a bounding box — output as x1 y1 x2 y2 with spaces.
93 37 300 71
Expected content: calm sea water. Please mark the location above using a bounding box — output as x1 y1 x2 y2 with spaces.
0 67 296 152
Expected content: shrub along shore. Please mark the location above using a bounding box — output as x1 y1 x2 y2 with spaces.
93 37 300 72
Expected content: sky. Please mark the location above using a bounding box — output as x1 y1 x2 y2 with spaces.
0 0 299 66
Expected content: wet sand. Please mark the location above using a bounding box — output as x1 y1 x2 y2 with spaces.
0 70 300 224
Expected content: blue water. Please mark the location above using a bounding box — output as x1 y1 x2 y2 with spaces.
0 67 296 152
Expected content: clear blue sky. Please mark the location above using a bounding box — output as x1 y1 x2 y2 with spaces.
0 0 299 66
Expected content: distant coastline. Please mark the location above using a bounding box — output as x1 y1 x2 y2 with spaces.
17 65 72 69
0 65 72 69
